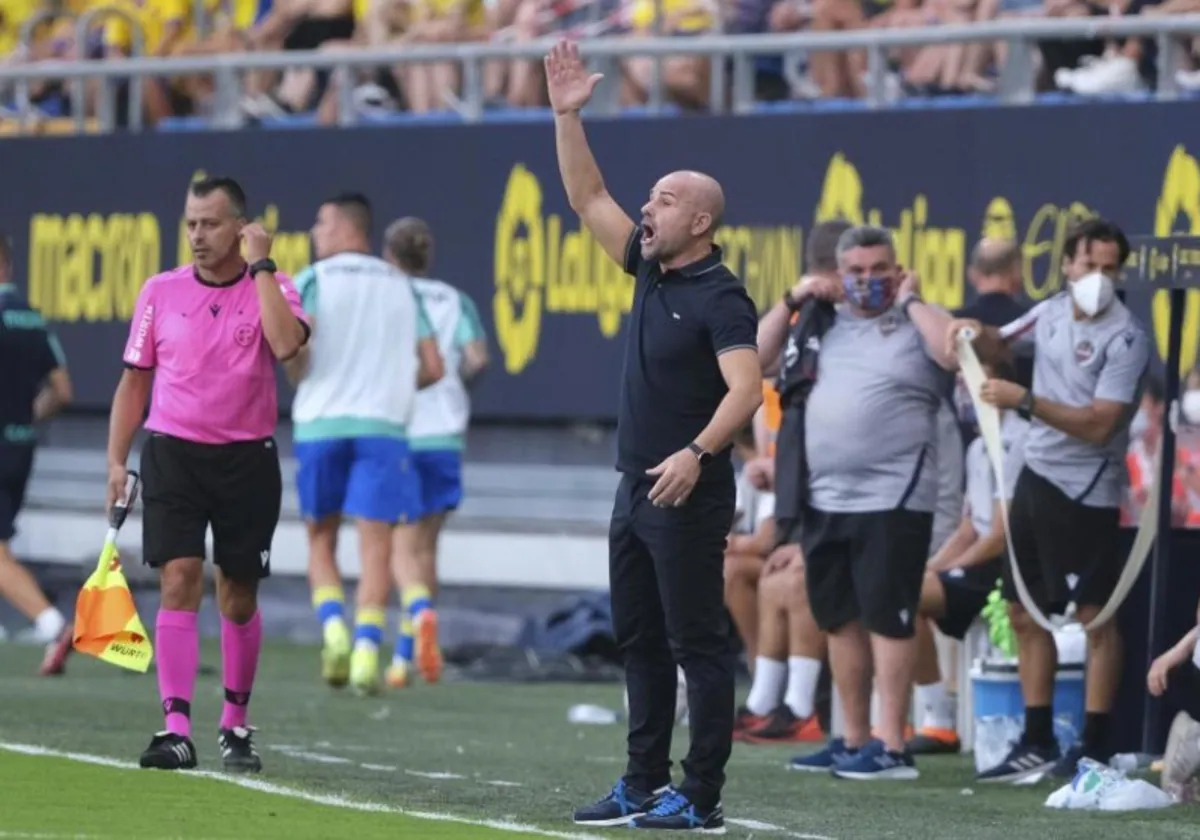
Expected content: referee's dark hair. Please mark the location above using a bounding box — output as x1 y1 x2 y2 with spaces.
324 192 373 238
384 217 434 276
1064 218 1131 265
189 176 247 218
806 219 853 274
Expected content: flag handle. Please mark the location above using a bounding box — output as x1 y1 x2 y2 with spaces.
110 470 141 531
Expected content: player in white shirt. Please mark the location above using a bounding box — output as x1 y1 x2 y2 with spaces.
289 194 444 696
381 217 490 689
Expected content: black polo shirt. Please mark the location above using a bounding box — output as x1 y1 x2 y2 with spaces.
616 226 758 483
0 284 65 446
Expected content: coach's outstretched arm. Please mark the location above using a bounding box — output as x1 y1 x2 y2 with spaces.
546 40 635 267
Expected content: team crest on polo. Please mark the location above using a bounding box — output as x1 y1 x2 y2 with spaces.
234 324 257 347
1074 340 1095 364
878 313 900 335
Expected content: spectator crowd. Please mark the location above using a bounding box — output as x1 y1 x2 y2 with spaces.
1 0 1199 128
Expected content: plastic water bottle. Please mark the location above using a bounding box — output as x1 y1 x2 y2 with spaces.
1110 752 1156 772
974 715 1023 774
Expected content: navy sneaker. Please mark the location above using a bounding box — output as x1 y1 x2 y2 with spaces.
832 739 919 780
976 741 1060 783
629 787 725 834
572 779 664 826
1051 743 1113 779
787 737 858 772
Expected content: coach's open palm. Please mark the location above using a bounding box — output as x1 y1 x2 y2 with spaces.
545 39 602 115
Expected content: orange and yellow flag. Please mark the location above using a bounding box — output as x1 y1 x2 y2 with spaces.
73 540 153 673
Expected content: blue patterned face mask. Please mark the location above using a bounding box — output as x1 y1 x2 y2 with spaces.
843 274 893 311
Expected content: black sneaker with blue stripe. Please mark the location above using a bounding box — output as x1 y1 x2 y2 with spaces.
629 787 725 834
831 739 919 780
787 737 858 772
572 779 664 826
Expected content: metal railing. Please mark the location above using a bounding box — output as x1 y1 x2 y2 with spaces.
9 3 146 132
2 15 1199 132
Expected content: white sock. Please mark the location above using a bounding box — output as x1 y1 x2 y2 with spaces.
34 607 64 642
915 682 956 731
745 657 787 716
784 656 822 720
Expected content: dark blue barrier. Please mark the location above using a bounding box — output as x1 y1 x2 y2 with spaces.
3 100 1200 420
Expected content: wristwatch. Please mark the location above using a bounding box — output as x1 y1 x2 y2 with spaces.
248 258 278 278
1017 390 1036 421
899 293 922 315
783 289 803 312
687 442 713 467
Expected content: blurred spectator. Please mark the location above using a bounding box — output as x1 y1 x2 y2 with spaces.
725 422 776 664
1123 374 1194 527
1 0 86 122
722 0 789 101
769 0 864 98
621 0 719 108
399 0 490 112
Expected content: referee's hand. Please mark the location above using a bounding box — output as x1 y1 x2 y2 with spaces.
106 464 128 515
646 449 701 508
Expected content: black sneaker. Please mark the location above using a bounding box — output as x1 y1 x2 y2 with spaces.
629 787 725 833
976 741 1060 783
572 779 664 826
218 726 263 773
139 731 198 770
1051 743 1112 779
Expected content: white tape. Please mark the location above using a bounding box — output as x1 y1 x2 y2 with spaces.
955 334 1158 633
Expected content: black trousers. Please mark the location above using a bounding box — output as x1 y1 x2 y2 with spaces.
609 472 736 808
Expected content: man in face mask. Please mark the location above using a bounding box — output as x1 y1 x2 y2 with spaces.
787 225 958 780
946 218 1153 782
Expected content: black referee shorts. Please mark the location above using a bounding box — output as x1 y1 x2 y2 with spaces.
1003 467 1121 615
0 444 35 542
801 507 933 639
140 433 282 580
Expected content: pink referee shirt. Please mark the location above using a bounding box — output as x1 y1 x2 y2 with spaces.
123 265 308 444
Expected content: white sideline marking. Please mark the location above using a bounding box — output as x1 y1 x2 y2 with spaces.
360 763 398 772
273 748 353 765
0 743 604 840
729 818 785 830
0 834 106 839
485 780 524 788
405 769 466 780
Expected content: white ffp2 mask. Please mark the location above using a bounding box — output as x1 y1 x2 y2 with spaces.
1069 271 1115 317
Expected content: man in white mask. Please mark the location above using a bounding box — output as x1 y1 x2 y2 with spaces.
946 218 1152 783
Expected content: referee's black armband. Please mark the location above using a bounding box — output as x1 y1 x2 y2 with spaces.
296 317 312 344
124 362 154 372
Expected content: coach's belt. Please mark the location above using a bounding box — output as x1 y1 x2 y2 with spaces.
956 332 1158 634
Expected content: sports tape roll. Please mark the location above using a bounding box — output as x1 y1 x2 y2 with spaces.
955 331 1159 633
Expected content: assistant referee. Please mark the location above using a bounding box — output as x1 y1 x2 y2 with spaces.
107 176 309 774
544 42 762 833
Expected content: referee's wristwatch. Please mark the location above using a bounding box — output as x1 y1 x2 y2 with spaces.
249 258 278 278
687 442 713 467
1017 389 1036 421
899 292 922 315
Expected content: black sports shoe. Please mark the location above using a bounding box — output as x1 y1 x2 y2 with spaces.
139 731 198 770
1051 743 1113 779
573 779 664 826
629 787 725 833
218 726 263 773
976 741 1060 783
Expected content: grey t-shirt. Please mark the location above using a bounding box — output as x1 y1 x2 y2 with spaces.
930 401 965 556
999 293 1151 508
965 412 1030 536
806 304 952 514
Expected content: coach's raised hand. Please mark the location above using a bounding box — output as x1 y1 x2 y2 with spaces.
545 39 602 115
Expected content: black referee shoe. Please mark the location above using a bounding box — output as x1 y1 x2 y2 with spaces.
139 731 198 770
218 726 263 773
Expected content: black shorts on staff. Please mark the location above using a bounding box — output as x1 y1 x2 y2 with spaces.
801 507 933 639
1003 466 1120 614
936 561 1002 640
140 432 282 580
0 444 34 542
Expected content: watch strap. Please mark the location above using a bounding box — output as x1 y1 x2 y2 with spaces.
249 258 277 277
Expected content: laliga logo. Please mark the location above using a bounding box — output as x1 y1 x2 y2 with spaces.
493 164 546 375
